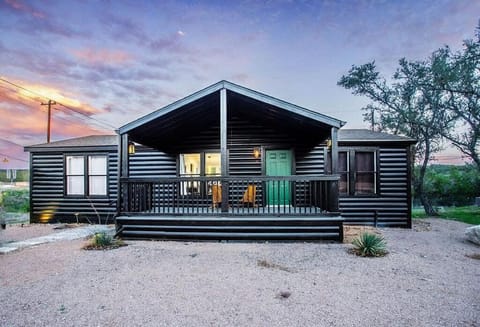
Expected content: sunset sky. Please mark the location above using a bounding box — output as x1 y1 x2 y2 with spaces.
1 0 479 168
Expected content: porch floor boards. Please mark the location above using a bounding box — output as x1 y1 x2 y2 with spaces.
116 215 344 242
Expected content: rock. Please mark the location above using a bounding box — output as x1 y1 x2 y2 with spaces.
465 225 480 246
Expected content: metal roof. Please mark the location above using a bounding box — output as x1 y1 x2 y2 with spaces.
338 129 416 144
24 135 117 151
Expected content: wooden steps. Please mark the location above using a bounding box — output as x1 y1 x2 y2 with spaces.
115 216 344 242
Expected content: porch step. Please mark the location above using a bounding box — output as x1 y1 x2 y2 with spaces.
116 216 344 241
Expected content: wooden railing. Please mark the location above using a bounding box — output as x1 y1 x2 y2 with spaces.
119 175 339 216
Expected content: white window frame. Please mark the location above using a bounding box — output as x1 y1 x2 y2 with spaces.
65 154 108 197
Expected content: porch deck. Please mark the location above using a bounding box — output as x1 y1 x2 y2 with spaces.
117 175 343 241
116 215 344 241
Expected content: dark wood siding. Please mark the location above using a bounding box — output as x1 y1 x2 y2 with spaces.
128 146 176 178
339 147 411 227
30 149 118 223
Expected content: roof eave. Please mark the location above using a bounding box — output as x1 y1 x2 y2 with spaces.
119 80 345 134
118 81 226 134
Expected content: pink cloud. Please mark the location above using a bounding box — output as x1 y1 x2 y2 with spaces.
4 0 45 19
72 48 134 65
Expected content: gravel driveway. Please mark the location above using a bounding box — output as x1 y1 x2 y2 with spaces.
0 218 479 326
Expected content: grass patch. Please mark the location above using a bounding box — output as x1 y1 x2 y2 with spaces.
413 206 480 225
82 232 126 250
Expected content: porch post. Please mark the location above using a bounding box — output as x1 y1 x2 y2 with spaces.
119 133 130 214
329 127 339 212
331 127 338 174
220 88 229 212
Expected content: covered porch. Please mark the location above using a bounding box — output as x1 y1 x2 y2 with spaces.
115 81 345 240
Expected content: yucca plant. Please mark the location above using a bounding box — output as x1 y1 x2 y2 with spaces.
83 231 125 250
351 232 388 257
91 232 113 247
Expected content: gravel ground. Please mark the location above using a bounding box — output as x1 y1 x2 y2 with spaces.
0 218 479 327
0 223 58 243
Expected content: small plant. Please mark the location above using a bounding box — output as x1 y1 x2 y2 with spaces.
92 232 113 246
83 231 125 250
351 232 388 257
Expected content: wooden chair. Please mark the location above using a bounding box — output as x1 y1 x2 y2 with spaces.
211 184 222 208
241 184 257 207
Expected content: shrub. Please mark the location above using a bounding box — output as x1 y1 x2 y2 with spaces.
351 232 388 257
83 231 125 250
92 232 113 247
1 189 29 212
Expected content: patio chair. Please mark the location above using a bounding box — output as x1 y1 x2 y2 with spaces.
241 184 257 207
211 184 222 208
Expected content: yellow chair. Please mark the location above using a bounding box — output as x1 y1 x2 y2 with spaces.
241 184 257 207
211 184 222 208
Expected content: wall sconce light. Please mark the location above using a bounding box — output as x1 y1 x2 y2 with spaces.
253 147 261 159
2 157 8 163
128 142 136 155
326 139 332 148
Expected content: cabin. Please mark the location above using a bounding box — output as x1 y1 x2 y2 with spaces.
25 81 416 241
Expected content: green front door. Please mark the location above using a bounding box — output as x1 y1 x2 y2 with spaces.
266 150 292 205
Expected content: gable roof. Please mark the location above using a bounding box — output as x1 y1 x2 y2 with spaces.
118 80 345 135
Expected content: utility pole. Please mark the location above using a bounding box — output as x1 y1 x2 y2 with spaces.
41 100 56 143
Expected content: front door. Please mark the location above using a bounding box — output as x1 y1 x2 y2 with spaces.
266 150 292 205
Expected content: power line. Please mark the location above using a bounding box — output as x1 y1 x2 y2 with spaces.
0 77 117 130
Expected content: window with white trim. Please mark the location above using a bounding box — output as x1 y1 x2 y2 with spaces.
66 155 107 196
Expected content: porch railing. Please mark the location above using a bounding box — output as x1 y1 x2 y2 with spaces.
119 175 339 216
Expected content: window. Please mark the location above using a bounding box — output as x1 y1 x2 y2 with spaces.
66 156 84 195
337 149 377 196
66 155 108 196
354 151 376 195
179 152 221 195
179 152 221 177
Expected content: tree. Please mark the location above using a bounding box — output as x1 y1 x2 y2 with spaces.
430 31 480 169
338 24 480 214
338 59 451 216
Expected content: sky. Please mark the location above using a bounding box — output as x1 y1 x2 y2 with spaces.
0 0 479 168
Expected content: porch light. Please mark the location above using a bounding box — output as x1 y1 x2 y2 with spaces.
253 147 261 159
327 139 332 148
128 142 136 155
2 157 8 163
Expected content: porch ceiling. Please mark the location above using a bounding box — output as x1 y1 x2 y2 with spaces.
123 81 343 150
